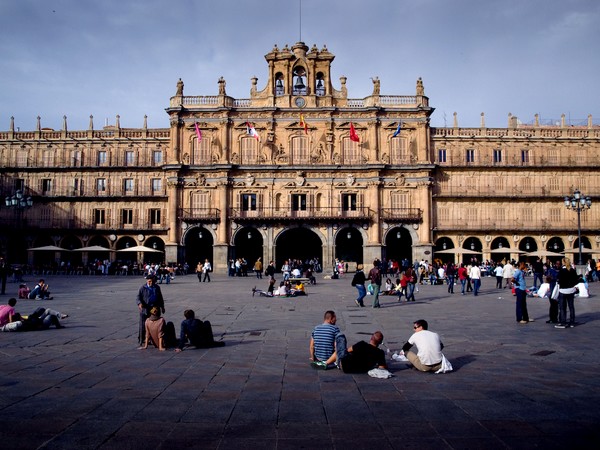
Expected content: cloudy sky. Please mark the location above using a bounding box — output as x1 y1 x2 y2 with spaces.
1 0 598 131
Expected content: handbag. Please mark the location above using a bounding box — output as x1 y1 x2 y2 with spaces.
551 283 560 300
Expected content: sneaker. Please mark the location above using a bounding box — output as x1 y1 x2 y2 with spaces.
60 314 69 319
528 319 535 322
518 320 528 324
311 361 328 370
546 320 557 324
554 324 567 329
568 323 575 328
354 299 360 307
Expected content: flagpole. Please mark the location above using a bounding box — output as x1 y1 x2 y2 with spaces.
299 0 302 42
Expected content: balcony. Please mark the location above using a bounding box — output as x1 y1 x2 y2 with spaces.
178 208 220 223
380 208 423 223
229 207 373 223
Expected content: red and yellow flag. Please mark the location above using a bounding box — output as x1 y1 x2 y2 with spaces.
299 115 308 134
349 122 360 142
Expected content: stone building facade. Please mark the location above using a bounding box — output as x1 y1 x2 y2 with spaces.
1 42 598 272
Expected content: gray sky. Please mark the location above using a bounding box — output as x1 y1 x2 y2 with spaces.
1 0 599 131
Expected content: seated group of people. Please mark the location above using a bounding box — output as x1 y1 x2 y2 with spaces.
0 297 68 332
309 311 445 374
18 279 53 300
252 279 306 297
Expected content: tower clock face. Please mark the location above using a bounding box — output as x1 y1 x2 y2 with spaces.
294 97 306 108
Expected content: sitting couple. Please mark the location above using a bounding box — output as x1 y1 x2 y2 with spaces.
140 307 225 352
309 310 387 373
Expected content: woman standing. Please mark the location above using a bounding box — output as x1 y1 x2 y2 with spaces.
513 262 530 324
555 257 579 328
351 264 366 307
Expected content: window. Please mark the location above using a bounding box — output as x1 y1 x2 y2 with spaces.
493 177 504 191
438 207 450 222
291 136 309 164
241 193 257 211
493 149 502 164
494 208 505 222
71 150 81 167
466 149 475 163
521 177 531 191
241 137 258 164
43 150 54 167
17 150 28 167
97 151 107 166
342 137 360 164
194 137 211 164
123 178 134 194
96 178 107 193
547 149 558 164
125 150 135 166
94 209 106 225
291 194 307 211
15 179 24 191
41 179 52 195
390 138 408 163
151 178 162 194
73 178 82 196
275 73 284 96
391 192 409 209
521 149 530 165
292 66 307 96
549 208 561 222
153 150 163 165
521 208 533 223
149 208 161 225
466 207 478 222
191 192 210 213
438 148 447 163
122 209 133 225
342 193 358 211
548 178 559 192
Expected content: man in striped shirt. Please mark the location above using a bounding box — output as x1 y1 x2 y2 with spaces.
310 310 340 369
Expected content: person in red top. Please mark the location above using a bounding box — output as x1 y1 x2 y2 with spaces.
457 264 468 295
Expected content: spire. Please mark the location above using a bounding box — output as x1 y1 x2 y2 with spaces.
143 115 148 130
9 116 14 132
89 115 94 131
62 115 68 132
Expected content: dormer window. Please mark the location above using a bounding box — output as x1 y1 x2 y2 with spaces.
316 73 325 96
293 67 307 95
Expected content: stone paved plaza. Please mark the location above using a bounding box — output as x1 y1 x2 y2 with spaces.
1 272 599 449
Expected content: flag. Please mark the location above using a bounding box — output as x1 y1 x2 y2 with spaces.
299 115 308 134
392 121 402 138
194 122 202 142
349 122 360 142
246 122 260 141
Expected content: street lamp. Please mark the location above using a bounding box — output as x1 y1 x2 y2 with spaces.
5 190 33 209
564 189 592 265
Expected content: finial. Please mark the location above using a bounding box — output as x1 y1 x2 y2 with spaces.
143 115 148 129
480 112 485 128
116 114 121 129
89 115 94 131
63 115 68 132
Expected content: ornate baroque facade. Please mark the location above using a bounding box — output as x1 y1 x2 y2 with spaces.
1 42 599 271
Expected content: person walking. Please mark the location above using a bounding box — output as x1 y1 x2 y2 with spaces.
202 259 212 282
253 257 263 279
469 264 482 296
367 260 382 308
351 264 367 307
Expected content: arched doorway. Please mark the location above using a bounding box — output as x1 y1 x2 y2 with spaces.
490 237 511 263
385 227 412 266
274 226 322 271
184 226 214 269
335 227 363 266
232 227 263 270
463 237 482 265
434 237 455 264
571 236 593 265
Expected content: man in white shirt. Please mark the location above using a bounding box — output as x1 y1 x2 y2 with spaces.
401 319 443 372
469 264 482 296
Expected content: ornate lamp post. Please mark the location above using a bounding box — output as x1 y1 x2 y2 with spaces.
564 189 592 265
5 190 33 210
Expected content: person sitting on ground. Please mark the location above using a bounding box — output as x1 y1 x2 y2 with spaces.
337 331 388 374
309 310 340 369
382 278 394 295
305 267 316 285
401 319 444 372
141 306 166 351
0 298 20 331
18 284 31 299
252 277 276 297
175 309 225 352
273 281 289 297
290 280 306 296
28 279 53 300
291 267 302 279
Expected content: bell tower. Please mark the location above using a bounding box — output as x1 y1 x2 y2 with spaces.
253 42 338 108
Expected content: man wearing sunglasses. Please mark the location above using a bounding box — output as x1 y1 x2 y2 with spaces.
401 319 443 372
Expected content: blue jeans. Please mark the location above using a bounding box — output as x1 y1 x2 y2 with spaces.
515 288 529 321
406 282 415 301
472 278 481 296
558 292 575 325
460 278 466 294
335 334 349 361
533 273 543 288
355 284 366 306
447 276 455 293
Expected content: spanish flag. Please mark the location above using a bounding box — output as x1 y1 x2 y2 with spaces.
246 122 260 141
299 115 308 134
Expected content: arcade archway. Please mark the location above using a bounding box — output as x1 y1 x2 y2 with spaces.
275 226 322 271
